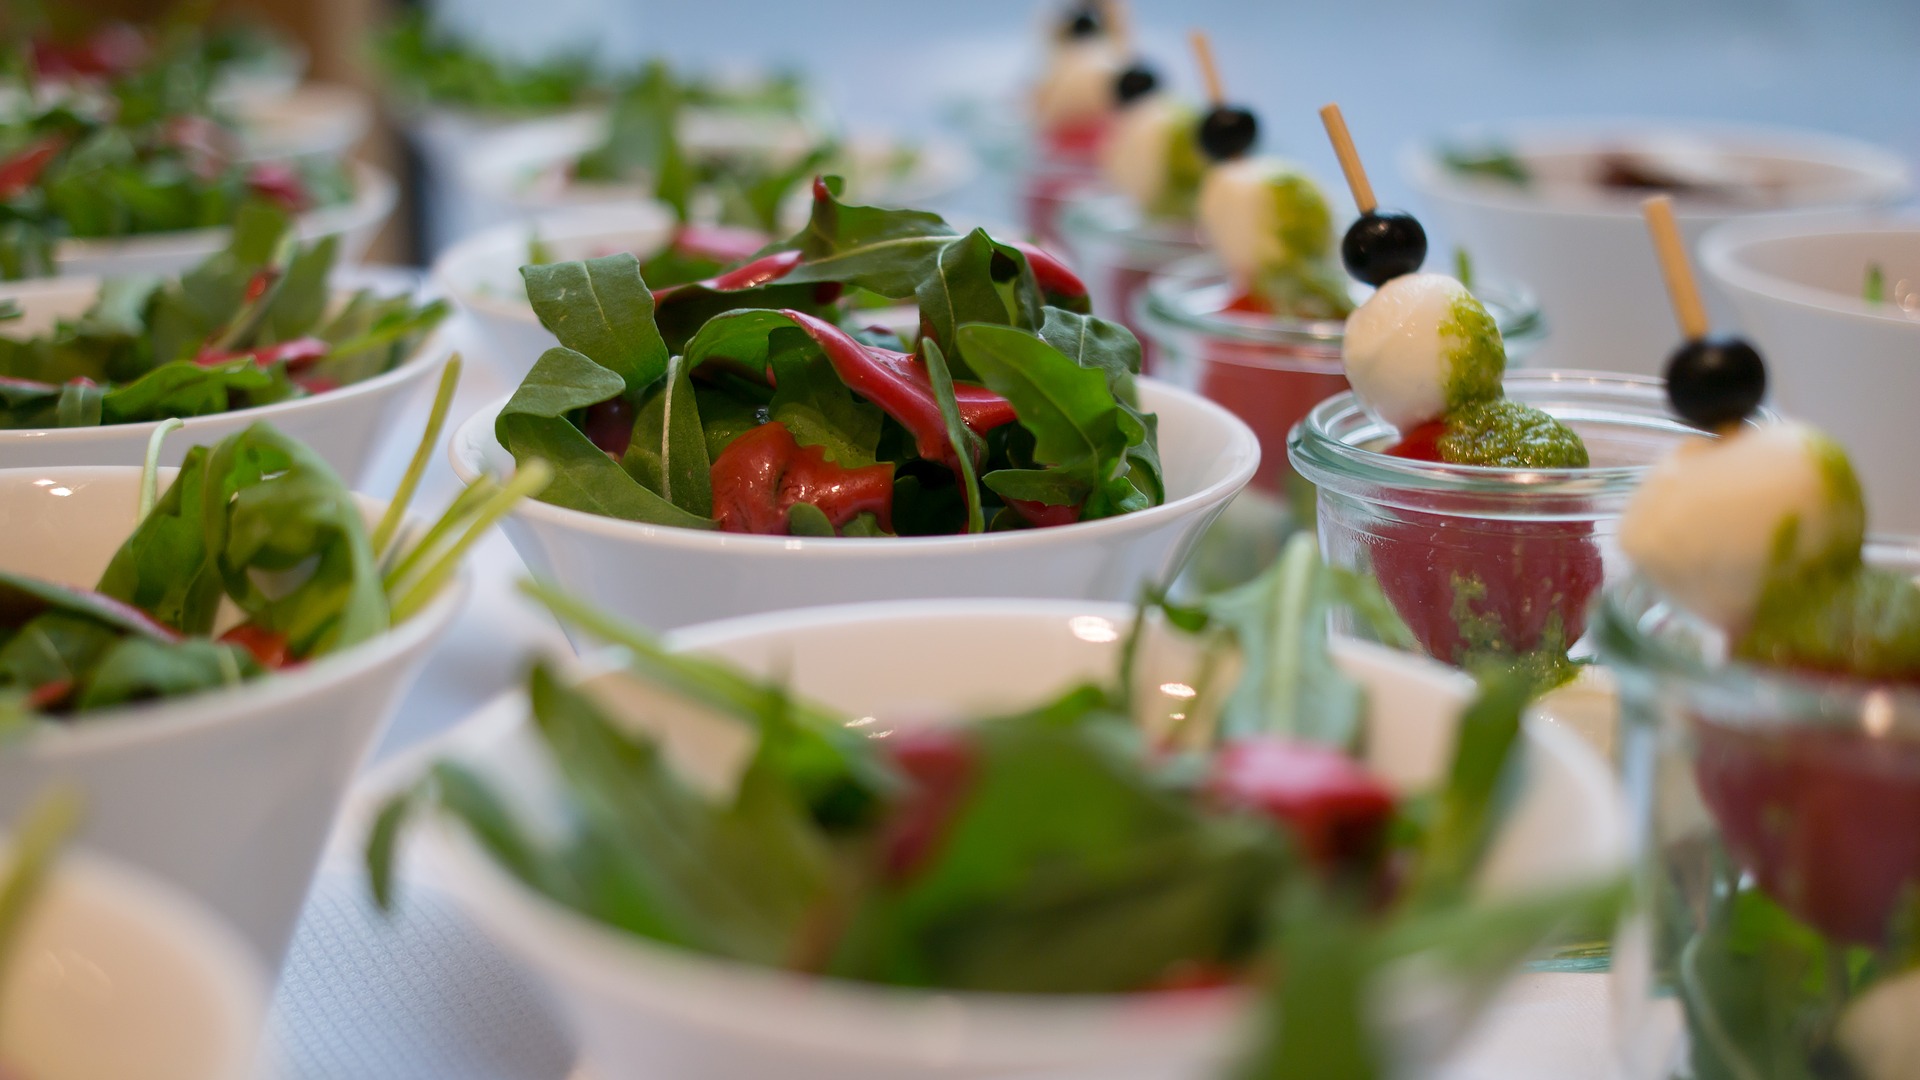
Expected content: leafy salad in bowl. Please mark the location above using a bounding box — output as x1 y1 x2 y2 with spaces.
0 32 356 280
483 177 1160 538
371 538 1626 1079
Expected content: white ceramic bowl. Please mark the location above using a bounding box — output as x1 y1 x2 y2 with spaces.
0 272 452 481
236 81 374 163
48 160 397 278
412 600 1627 1080
450 380 1260 631
431 202 677 379
1702 213 1920 535
0 466 468 965
0 844 266 1080
1404 120 1910 375
459 111 974 224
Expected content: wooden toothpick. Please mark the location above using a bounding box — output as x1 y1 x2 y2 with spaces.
1642 195 1709 341
1189 29 1225 105
1318 103 1377 214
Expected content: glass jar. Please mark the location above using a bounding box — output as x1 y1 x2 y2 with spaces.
1057 192 1203 367
1288 373 1741 681
1020 151 1103 247
1598 548 1920 1079
1139 257 1546 497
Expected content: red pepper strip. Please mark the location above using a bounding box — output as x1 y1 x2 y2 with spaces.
674 224 773 263
1384 420 1446 462
1002 239 1089 302
30 25 148 79
581 398 635 459
775 310 1017 468
25 679 73 712
1208 737 1397 873
245 162 310 212
878 727 976 883
0 137 65 200
0 374 56 393
242 267 281 306
195 336 329 371
1003 496 1082 529
219 623 294 669
709 421 894 535
709 248 802 291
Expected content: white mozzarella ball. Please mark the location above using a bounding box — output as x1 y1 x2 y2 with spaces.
1620 421 1866 632
1101 95 1179 209
1341 273 1504 431
1197 157 1281 281
1031 41 1122 132
1839 968 1920 1080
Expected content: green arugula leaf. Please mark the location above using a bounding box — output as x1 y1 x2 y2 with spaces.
73 637 259 711
920 338 983 534
1407 668 1532 907
522 254 670 398
498 411 714 529
623 352 712 516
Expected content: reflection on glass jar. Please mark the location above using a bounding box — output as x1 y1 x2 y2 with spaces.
1058 193 1202 369
1140 257 1545 497
1598 552 1920 1080
1289 373 1738 686
1020 153 1102 248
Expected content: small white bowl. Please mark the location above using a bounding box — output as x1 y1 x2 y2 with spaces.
1404 119 1910 375
235 81 374 163
411 600 1626 1080
0 272 452 481
48 160 398 278
450 379 1260 630
1701 213 1920 535
431 202 677 380
459 111 975 224
0 844 266 1080
0 466 468 965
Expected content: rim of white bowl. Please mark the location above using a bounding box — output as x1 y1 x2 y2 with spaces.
1699 211 1920 327
431 201 678 326
1402 117 1912 221
236 81 375 163
15 846 268 1080
51 160 398 266
449 377 1261 553
0 283 453 451
5 470 470 758
413 603 1621 1062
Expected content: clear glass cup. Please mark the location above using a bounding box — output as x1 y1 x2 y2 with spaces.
1020 152 1103 247
1597 547 1920 1079
1288 373 1744 680
1057 193 1203 369
1138 256 1546 496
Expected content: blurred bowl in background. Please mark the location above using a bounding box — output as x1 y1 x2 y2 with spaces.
0 467 468 966
0 272 454 482
50 160 398 278
448 380 1259 633
235 82 375 164
1404 119 1909 376
0 842 267 1080
432 202 677 379
1701 212 1920 535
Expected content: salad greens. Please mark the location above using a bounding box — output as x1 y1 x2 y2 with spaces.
0 202 447 428
0 21 354 280
0 787 80 989
372 10 607 116
1865 262 1885 305
370 536 1619 1075
0 360 548 728
495 179 1162 537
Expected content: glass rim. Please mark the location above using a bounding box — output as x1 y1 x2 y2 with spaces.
1137 253 1545 350
1596 554 1920 730
1057 192 1203 261
1287 370 1758 501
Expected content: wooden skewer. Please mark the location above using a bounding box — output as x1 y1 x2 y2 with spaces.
1189 29 1225 105
1103 0 1132 51
1642 195 1709 341
1318 103 1377 215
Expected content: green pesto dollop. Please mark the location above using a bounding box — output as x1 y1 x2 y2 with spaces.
1245 167 1354 319
1269 170 1335 263
1440 291 1506 410
1437 398 1589 468
1146 106 1206 221
1738 562 1920 681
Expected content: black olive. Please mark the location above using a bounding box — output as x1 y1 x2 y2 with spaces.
1115 63 1158 105
1341 211 1427 286
1665 336 1767 429
1062 4 1102 38
1198 106 1258 161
